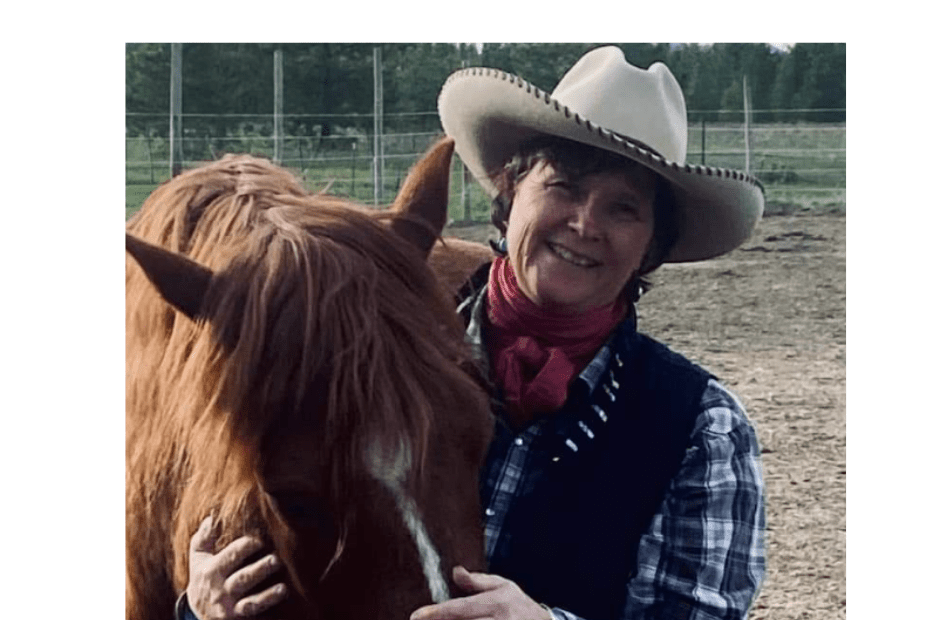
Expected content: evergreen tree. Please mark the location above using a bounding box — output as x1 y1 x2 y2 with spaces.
126 42 847 137
125 43 171 136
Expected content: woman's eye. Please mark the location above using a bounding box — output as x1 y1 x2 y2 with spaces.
615 204 640 219
545 179 573 192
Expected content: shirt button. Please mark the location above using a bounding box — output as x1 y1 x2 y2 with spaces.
514 437 524 446
485 508 496 517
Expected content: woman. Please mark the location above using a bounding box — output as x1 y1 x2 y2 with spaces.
180 46 766 620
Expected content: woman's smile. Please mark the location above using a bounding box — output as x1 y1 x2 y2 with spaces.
545 241 601 268
505 161 657 313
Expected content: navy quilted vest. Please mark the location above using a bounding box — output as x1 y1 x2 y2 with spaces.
489 330 710 619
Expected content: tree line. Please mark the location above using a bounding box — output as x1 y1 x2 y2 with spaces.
125 43 846 138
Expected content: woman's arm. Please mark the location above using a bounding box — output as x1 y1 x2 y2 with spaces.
620 379 767 620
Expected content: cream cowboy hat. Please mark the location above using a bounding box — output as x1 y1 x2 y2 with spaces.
438 45 765 263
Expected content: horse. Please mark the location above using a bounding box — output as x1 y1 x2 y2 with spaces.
126 137 495 620
428 236 494 299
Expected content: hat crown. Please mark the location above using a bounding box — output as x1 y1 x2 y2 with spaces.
550 46 688 163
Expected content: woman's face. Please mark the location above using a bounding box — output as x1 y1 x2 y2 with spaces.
504 160 656 314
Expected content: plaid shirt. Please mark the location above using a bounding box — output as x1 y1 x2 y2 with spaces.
459 286 766 620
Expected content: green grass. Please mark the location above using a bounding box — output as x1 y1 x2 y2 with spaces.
126 156 493 223
690 123 845 189
126 182 161 219
126 122 846 220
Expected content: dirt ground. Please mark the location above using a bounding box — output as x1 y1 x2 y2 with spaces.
444 211 847 620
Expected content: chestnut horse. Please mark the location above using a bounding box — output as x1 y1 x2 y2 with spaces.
126 138 494 620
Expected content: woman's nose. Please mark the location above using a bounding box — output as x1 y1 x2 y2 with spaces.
568 200 602 240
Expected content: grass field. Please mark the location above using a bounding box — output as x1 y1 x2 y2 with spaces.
126 122 845 220
124 162 494 223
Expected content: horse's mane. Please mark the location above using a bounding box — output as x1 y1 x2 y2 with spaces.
126 155 488 598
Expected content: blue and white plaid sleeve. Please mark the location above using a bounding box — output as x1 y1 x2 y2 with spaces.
548 379 766 620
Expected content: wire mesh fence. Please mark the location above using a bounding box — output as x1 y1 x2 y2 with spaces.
125 110 845 221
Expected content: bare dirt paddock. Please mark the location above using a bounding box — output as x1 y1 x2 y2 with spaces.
445 211 847 620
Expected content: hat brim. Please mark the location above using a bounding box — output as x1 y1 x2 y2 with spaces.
438 67 765 263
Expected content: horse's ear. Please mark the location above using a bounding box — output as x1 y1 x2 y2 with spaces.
389 136 455 258
125 233 213 321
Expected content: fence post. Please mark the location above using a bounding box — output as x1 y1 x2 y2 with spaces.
700 117 706 166
743 75 751 173
273 49 284 164
169 43 183 177
373 45 385 205
146 132 155 183
462 163 472 222
351 141 357 198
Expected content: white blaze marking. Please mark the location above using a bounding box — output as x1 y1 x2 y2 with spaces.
389 486 451 603
366 439 451 603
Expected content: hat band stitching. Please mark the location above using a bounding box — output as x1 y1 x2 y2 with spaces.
446 68 765 190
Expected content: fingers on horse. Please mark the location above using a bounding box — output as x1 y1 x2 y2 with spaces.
452 566 510 593
411 594 494 620
224 553 283 599
190 516 216 554
213 535 266 577
232 582 289 618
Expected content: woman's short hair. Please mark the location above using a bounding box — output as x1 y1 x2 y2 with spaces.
488 136 680 301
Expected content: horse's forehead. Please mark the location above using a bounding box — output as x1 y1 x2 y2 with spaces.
364 437 412 488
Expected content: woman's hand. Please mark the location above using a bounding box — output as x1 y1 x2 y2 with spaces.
410 566 552 620
186 516 289 619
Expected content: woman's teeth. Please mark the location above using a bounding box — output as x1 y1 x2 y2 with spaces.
548 242 599 267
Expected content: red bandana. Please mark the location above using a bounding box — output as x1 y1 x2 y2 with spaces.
486 257 626 425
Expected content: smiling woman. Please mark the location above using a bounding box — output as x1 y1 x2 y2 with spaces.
490 137 680 305
510 163 651 308
423 44 768 620
498 143 657 313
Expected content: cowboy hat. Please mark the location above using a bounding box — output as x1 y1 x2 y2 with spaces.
438 45 764 263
